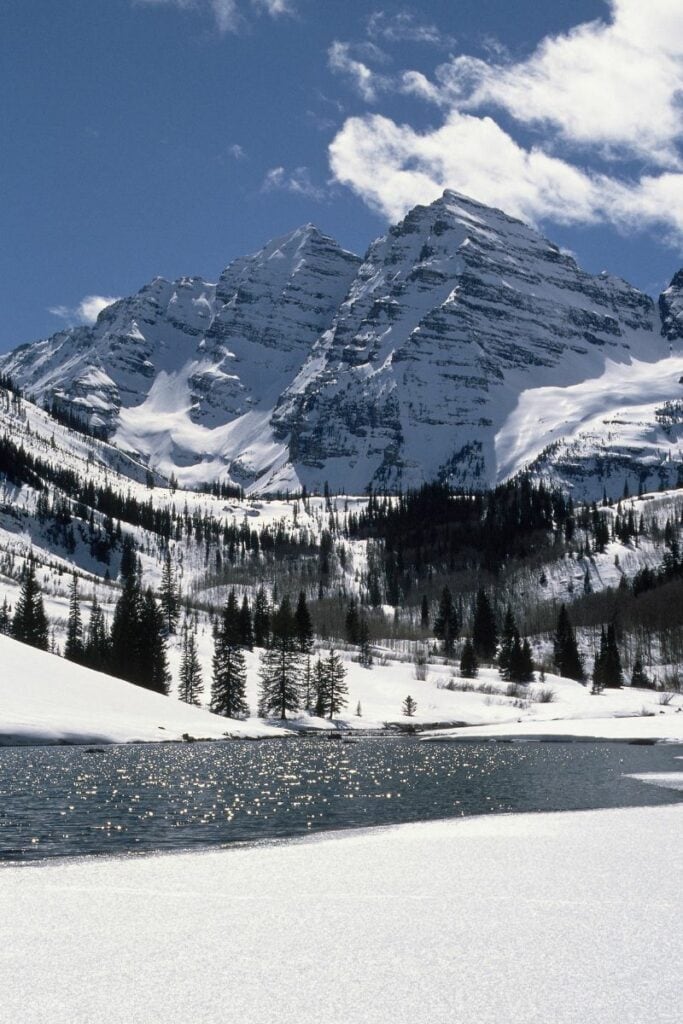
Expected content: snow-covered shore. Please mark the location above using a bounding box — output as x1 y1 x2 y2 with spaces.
3 632 683 745
1 799 681 1023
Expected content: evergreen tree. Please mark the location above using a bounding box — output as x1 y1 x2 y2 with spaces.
420 594 430 630
258 596 302 719
433 586 459 656
508 636 535 683
159 550 179 634
596 623 623 688
498 606 518 678
252 585 270 647
0 596 11 635
357 615 373 668
294 591 314 654
64 572 84 664
110 557 143 683
472 589 497 661
212 591 249 717
553 604 585 682
239 595 254 649
321 648 348 719
345 598 360 645
630 656 651 689
402 695 417 717
12 561 49 651
459 638 479 678
138 589 171 694
178 620 204 706
84 595 109 671
313 656 327 717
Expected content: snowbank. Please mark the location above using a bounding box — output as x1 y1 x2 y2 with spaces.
0 634 286 744
422 713 683 743
1 801 681 1023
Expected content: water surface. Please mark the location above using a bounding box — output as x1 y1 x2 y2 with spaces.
1 738 681 862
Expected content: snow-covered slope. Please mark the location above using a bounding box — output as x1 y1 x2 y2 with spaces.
0 634 286 744
3 190 681 496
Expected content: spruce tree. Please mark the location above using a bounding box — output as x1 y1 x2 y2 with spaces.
420 595 429 630
553 604 585 682
402 695 417 717
357 615 373 668
473 589 497 661
238 595 254 649
258 596 302 719
433 586 458 656
498 606 518 679
252 585 270 647
313 656 327 717
630 656 651 689
84 595 109 671
179 620 204 706
294 591 314 654
601 624 623 688
322 648 348 719
460 638 479 678
138 589 171 694
345 598 360 645
159 550 179 634
64 572 84 664
0 596 10 635
12 561 49 651
110 555 143 683
212 591 249 717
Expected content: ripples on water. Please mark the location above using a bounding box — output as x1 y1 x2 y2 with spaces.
0 738 681 861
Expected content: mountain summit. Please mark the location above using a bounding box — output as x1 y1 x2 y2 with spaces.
2 191 680 496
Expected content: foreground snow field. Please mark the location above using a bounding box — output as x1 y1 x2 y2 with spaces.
1 800 681 1024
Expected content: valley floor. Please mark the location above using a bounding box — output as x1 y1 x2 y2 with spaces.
1 797 681 1023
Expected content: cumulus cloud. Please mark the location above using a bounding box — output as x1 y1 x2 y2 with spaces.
262 166 326 201
328 0 683 246
49 296 120 327
135 0 294 33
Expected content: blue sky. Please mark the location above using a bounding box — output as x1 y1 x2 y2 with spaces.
2 0 683 351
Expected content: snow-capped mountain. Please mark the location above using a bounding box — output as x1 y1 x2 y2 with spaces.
2 191 680 496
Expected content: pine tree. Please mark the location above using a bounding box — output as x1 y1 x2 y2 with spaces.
313 656 327 717
508 636 535 683
0 596 10 635
459 638 479 678
420 594 430 630
110 557 143 683
294 591 314 654
84 595 109 671
553 604 585 682
345 598 360 645
601 624 623 688
159 550 179 634
357 615 373 668
238 595 254 649
252 585 270 647
258 596 302 719
212 591 249 717
630 656 651 689
321 648 348 719
178 620 204 706
433 586 459 656
12 561 49 651
138 589 171 694
402 695 417 717
498 606 518 678
473 589 497 661
64 572 84 664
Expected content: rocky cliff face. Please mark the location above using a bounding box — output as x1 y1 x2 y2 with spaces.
1 192 678 496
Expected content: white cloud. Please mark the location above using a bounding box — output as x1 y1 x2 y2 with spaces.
328 41 390 102
262 166 326 201
49 296 120 327
432 0 683 168
328 0 683 248
135 0 294 33
229 143 247 159
367 10 454 48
